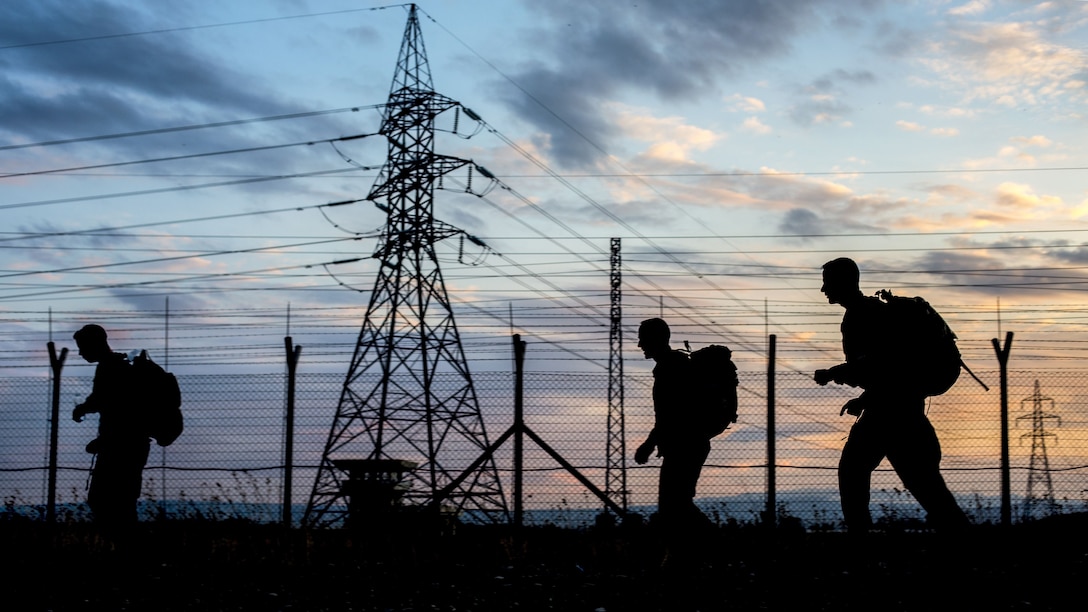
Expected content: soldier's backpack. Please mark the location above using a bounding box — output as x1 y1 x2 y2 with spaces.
876 289 987 396
131 350 184 446
687 344 739 438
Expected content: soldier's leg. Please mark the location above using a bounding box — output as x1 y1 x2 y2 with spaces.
123 442 150 522
838 415 887 532
886 415 969 531
658 444 712 566
658 452 694 525
91 443 148 529
656 454 682 563
87 452 125 528
681 441 713 529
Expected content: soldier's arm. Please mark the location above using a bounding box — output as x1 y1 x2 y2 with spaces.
815 363 859 386
74 359 128 419
74 372 106 421
635 429 658 464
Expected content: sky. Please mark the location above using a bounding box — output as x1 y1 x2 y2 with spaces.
2 0 1088 382
2 0 1088 520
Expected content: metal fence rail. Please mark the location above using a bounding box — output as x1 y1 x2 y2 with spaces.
1 368 1086 528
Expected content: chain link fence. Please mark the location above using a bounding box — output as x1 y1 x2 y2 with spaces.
2 366 1086 528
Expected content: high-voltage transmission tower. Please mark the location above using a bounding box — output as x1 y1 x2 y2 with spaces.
1018 379 1061 520
304 4 508 528
605 238 627 512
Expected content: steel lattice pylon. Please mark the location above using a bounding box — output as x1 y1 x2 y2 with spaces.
303 4 508 528
605 238 627 511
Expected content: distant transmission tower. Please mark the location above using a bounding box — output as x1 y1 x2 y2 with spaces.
605 237 627 511
1018 379 1061 520
304 4 508 528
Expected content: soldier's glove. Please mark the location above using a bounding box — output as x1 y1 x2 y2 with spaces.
816 364 853 386
840 397 867 417
85 437 101 454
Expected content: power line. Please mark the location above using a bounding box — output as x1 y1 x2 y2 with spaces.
492 167 1088 178
0 198 374 244
0 236 369 281
479 227 1088 240
1 133 380 179
0 106 381 151
0 253 370 302
0 5 407 51
0 167 374 212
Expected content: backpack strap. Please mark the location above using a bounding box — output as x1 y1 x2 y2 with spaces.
960 359 990 392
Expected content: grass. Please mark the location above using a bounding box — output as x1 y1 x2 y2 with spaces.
4 509 1087 611
5 478 1087 610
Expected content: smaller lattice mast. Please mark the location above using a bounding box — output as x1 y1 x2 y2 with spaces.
605 238 627 512
1017 379 1061 519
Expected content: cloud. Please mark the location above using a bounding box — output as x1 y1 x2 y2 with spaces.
925 183 979 204
947 0 992 17
810 69 878 91
1044 244 1088 265
773 178 1045 235
869 20 925 57
697 168 938 235
786 69 876 127
1011 135 1053 148
918 104 977 118
612 104 723 163
788 95 853 126
893 114 958 136
892 180 1077 232
8 220 144 273
905 249 1023 297
748 168 854 206
109 288 215 314
0 0 357 186
994 181 1063 212
741 116 772 134
777 204 889 238
777 208 829 235
902 237 1088 301
725 94 767 113
963 133 1066 168
918 19 1088 110
509 0 882 166
0 2 295 139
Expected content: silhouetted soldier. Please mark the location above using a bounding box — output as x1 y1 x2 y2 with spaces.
814 258 969 534
634 317 713 564
72 324 149 534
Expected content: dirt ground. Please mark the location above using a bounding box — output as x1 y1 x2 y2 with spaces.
4 514 1086 611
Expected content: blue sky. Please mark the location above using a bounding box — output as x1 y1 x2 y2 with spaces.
1 0 1087 380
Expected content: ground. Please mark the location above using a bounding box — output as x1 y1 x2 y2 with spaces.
4 514 1086 611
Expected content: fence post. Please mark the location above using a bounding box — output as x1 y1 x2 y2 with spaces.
513 334 525 530
283 337 302 528
47 341 68 524
992 331 1013 527
765 334 776 527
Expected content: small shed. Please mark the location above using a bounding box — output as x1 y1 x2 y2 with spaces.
332 458 419 528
